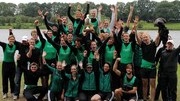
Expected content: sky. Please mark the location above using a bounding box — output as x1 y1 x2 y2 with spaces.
0 0 176 5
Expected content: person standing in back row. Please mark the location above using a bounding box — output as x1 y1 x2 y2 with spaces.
157 40 180 101
0 33 20 99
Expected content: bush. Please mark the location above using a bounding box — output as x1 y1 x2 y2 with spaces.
138 20 146 29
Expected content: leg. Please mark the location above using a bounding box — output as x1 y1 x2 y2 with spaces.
23 89 38 101
105 92 113 101
168 74 177 101
91 94 101 101
35 86 48 100
154 74 161 100
114 88 123 101
9 63 16 94
134 66 143 99
142 78 148 100
150 79 156 101
48 90 56 101
2 62 9 94
160 75 168 101
79 92 87 101
14 66 23 97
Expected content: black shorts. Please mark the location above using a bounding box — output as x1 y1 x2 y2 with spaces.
141 68 156 79
65 97 79 101
79 90 97 101
98 91 113 100
122 93 137 100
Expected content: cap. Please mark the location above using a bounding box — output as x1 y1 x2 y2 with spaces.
86 63 92 68
167 40 174 45
22 36 28 41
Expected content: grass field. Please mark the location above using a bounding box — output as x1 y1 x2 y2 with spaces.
137 22 180 30
0 64 179 101
1 22 180 30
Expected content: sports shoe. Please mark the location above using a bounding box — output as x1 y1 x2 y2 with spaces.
13 95 18 100
3 93 7 99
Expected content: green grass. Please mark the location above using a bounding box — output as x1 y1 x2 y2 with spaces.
1 22 180 30
137 22 180 30
0 63 179 100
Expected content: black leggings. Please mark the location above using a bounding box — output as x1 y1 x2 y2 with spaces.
2 61 15 94
48 90 62 101
23 86 48 101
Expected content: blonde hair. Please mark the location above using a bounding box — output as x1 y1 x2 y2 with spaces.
31 30 37 35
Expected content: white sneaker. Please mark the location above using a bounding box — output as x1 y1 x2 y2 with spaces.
13 95 18 100
3 93 7 99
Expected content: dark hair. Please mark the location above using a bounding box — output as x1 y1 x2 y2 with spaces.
104 62 111 68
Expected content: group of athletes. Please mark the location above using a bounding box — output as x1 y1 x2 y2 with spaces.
0 3 180 101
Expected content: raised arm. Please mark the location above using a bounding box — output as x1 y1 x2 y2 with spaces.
155 32 160 47
67 4 75 23
113 58 121 76
44 12 53 31
34 20 46 44
98 36 110 54
133 16 142 46
84 3 90 19
126 5 134 28
44 33 60 51
97 5 102 22
109 5 116 31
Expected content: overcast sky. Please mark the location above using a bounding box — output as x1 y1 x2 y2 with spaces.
1 0 176 5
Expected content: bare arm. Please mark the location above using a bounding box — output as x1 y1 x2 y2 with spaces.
125 87 137 94
126 5 134 28
109 5 116 31
155 32 160 46
113 58 121 76
133 16 142 45
97 5 102 23
26 45 34 58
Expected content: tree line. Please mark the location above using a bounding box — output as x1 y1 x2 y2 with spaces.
0 0 180 27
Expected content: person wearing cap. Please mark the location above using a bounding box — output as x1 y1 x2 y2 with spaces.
13 35 29 100
157 40 180 101
79 52 99 101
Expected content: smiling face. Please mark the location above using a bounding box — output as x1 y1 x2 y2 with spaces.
75 11 82 19
166 42 174 50
142 32 151 44
60 38 67 46
123 33 130 43
90 41 97 51
103 63 110 72
103 20 109 28
47 30 53 38
126 64 133 75
56 61 63 71
71 65 77 75
30 63 38 72
31 30 38 40
8 35 15 45
108 37 114 45
29 38 35 46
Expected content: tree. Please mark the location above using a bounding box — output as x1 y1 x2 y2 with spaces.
154 1 174 21
0 2 17 16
